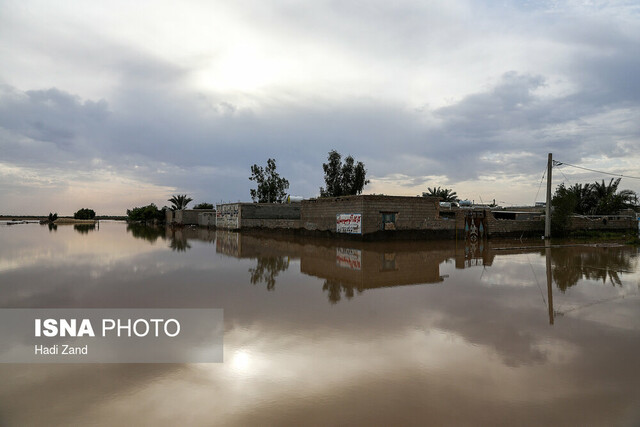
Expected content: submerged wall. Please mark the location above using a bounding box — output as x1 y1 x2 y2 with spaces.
301 195 442 235
173 209 216 226
216 203 301 230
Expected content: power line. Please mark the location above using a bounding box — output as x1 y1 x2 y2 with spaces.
553 160 640 181
557 168 572 186
533 167 546 204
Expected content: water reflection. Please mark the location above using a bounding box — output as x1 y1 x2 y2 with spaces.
322 279 358 303
126 223 165 243
550 246 636 291
249 257 289 290
0 224 639 426
74 224 96 234
166 227 216 252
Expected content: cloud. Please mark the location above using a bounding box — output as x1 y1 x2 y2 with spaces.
1 0 639 213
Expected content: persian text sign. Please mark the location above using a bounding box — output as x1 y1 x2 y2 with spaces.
0 309 223 363
336 213 362 234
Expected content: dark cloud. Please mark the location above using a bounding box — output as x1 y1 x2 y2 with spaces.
1 0 639 213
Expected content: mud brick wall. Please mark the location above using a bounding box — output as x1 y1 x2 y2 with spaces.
360 195 440 233
302 197 364 232
302 195 441 235
569 216 635 231
198 212 216 227
241 218 302 229
485 214 544 236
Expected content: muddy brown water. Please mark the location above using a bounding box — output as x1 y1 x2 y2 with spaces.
0 222 639 426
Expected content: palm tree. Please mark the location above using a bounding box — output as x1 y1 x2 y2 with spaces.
566 183 594 215
423 186 459 202
590 178 636 214
168 194 193 211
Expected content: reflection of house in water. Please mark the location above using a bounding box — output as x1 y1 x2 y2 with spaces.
214 231 496 302
300 245 449 292
300 241 494 303
459 240 495 269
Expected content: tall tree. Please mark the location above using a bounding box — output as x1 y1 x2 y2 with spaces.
168 194 193 210
320 150 369 197
423 187 459 202
249 158 290 203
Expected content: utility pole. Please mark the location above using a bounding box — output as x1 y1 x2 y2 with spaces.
545 240 554 325
545 153 552 239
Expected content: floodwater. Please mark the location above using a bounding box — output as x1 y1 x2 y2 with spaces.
0 221 639 426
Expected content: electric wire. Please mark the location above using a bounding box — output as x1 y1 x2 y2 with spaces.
553 160 640 180
533 167 547 205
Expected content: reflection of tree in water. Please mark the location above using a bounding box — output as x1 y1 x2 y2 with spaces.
74 224 96 234
169 236 191 252
322 280 363 304
48 223 57 232
126 224 166 243
551 247 635 292
249 257 289 290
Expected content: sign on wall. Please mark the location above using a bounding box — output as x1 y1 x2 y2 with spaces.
336 213 362 234
216 205 239 229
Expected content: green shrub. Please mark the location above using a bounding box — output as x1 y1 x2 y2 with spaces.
126 204 165 222
74 208 96 220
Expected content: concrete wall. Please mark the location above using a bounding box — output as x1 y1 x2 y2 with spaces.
301 195 441 235
216 203 301 229
241 203 300 220
198 212 216 227
173 209 215 226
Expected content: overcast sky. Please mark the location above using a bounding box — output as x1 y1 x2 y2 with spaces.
1 0 639 215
